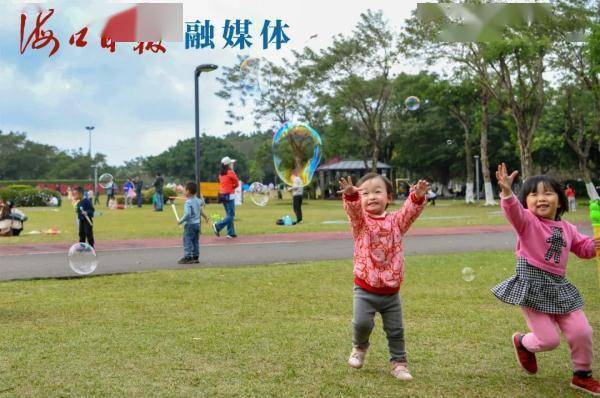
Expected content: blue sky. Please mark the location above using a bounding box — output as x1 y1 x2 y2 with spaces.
1 0 419 165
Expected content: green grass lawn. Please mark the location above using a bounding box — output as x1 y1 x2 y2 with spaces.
0 251 597 397
0 196 592 245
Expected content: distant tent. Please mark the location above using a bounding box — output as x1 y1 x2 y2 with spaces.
316 160 392 199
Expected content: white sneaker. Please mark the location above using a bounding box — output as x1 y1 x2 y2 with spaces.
391 362 413 381
348 347 367 369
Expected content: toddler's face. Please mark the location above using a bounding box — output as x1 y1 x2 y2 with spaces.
359 177 391 216
525 182 559 220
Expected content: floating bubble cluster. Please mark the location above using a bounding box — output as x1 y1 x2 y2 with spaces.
272 122 322 187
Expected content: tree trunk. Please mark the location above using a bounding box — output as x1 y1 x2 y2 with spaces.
371 141 379 174
515 123 534 180
462 121 475 204
579 158 600 200
465 182 475 204
479 90 496 205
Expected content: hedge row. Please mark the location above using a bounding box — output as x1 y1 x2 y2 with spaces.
0 180 91 188
0 187 62 207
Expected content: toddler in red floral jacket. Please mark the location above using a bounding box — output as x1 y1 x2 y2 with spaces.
339 173 428 381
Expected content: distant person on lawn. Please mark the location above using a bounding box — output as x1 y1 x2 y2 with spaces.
212 156 239 238
177 182 209 265
75 186 95 248
153 173 165 212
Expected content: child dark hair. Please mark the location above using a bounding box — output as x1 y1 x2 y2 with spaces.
356 172 394 195
220 163 230 176
76 186 84 195
517 175 569 220
186 181 198 195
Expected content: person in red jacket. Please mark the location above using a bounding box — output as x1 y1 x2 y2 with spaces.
565 184 576 212
212 156 239 238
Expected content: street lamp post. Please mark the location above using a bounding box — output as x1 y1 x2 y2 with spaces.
194 64 218 195
91 164 99 205
474 155 480 203
85 126 94 157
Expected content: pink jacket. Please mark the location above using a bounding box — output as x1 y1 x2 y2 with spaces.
343 192 426 294
501 194 596 276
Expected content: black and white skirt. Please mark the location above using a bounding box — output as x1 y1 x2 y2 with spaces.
491 257 584 314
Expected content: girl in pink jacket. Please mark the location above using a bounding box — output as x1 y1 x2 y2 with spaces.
339 173 428 381
492 163 600 396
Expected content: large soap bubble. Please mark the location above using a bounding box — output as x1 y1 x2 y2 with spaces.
240 57 262 94
98 173 114 189
68 242 98 275
248 182 270 206
272 122 322 187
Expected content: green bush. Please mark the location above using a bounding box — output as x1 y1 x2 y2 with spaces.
0 188 62 207
6 185 34 191
142 187 176 205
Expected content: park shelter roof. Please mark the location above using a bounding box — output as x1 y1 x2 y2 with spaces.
317 160 391 171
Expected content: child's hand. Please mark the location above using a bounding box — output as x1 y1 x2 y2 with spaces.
496 163 518 196
411 180 429 199
337 176 361 196
594 236 600 250
81 210 87 215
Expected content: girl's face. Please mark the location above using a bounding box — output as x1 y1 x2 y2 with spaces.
359 177 392 216
525 182 560 220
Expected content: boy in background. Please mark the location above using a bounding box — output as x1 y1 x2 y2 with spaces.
76 186 95 247
177 182 209 264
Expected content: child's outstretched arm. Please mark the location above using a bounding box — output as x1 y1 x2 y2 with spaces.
570 229 598 259
496 162 518 198
496 162 529 234
396 180 428 234
339 176 365 237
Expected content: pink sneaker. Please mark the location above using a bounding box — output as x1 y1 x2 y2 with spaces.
348 347 367 369
391 362 413 381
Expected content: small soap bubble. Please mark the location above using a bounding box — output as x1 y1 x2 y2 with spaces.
461 267 475 282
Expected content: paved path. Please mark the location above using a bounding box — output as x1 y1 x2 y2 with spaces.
0 224 592 281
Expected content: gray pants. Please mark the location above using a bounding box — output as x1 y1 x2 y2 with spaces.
352 285 406 363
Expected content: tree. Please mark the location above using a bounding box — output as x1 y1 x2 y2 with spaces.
0 130 108 180
298 10 401 172
551 0 600 199
440 77 480 203
387 73 467 187
216 56 308 133
402 1 555 186
561 86 599 199
144 135 248 182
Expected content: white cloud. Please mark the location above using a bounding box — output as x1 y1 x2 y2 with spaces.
2 1 423 165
